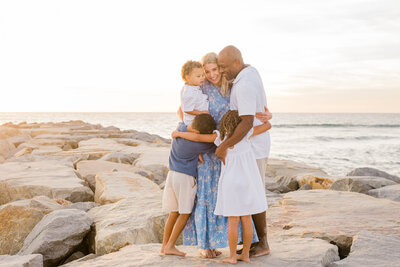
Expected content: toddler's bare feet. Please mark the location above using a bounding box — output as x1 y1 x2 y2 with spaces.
237 253 251 263
164 245 186 257
223 256 237 264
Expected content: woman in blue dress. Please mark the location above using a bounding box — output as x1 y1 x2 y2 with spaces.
179 52 267 258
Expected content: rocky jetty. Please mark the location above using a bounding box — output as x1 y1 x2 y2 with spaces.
0 120 399 267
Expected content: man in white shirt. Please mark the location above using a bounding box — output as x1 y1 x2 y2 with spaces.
217 45 271 257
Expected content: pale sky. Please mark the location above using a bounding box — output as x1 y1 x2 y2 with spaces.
0 0 399 113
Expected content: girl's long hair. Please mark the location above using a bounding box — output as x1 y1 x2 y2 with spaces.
200 52 230 96
219 110 242 140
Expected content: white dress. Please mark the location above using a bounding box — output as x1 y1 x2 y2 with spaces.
214 129 268 217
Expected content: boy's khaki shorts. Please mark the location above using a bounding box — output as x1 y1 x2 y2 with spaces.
162 170 197 214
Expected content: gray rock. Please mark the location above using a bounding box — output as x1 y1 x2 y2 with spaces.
0 254 43 267
329 231 400 267
347 167 400 183
330 176 396 194
61 251 86 265
299 183 312 190
19 209 92 267
62 202 99 212
99 151 140 164
367 184 400 202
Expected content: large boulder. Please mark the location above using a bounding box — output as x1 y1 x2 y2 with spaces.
94 171 161 205
19 209 92 267
347 167 400 183
329 176 396 194
267 159 328 191
99 151 140 164
0 160 93 205
367 184 400 202
267 190 400 258
6 134 32 147
76 160 152 190
88 192 167 255
0 196 62 254
0 254 43 267
0 139 16 158
62 239 338 267
132 147 170 185
330 231 400 267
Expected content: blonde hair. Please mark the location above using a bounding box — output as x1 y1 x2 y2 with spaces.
200 52 230 96
181 60 202 82
219 110 242 140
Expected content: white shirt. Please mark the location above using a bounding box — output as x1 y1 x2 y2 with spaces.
230 65 270 159
180 84 209 126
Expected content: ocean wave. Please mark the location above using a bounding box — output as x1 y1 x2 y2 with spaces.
274 124 400 128
314 136 396 141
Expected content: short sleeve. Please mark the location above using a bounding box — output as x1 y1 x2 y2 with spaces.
213 130 222 147
181 89 196 112
236 83 256 116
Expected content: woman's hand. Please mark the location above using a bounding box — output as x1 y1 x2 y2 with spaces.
255 106 272 123
171 130 181 139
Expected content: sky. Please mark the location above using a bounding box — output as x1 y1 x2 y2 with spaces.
0 0 399 113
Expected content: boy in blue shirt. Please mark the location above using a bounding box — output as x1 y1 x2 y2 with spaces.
161 114 216 257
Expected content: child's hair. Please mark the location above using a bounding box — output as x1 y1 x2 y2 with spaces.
200 52 230 96
191 114 217 134
219 110 242 140
181 60 202 82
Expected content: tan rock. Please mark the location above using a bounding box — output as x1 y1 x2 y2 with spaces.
0 254 43 267
0 196 62 254
133 147 170 185
88 193 167 255
94 171 161 205
76 160 153 190
329 176 396 194
267 190 400 258
0 160 93 205
6 134 32 147
62 239 339 267
0 139 16 158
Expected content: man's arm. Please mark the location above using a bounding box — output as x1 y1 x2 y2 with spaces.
215 115 253 164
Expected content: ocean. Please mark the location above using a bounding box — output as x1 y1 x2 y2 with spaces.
1 112 399 177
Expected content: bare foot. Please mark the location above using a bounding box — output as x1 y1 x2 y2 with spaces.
200 249 216 258
164 246 186 257
250 244 270 258
223 256 237 264
237 253 251 263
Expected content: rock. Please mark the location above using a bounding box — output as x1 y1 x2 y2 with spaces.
0 139 16 158
0 254 43 267
298 174 337 189
19 209 92 267
0 160 93 205
0 196 62 254
329 176 396 194
367 184 400 202
347 167 400 183
133 147 170 185
94 171 161 205
61 251 86 265
63 202 99 212
265 179 292 193
100 151 140 164
88 194 167 255
0 126 20 139
267 159 328 192
330 231 400 267
61 239 339 267
6 134 32 147
299 183 312 190
76 160 152 190
267 190 400 259
266 191 284 206
126 131 170 143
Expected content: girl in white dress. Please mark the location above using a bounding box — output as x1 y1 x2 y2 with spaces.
214 110 268 264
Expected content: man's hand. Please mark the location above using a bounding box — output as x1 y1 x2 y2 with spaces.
256 106 272 122
215 145 227 165
171 130 180 139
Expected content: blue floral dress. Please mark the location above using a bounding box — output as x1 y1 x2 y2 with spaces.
183 80 258 249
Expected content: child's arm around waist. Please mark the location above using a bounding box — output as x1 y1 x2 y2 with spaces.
251 121 272 138
172 131 217 143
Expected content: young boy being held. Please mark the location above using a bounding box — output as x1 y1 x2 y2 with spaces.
161 113 217 257
180 60 209 126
